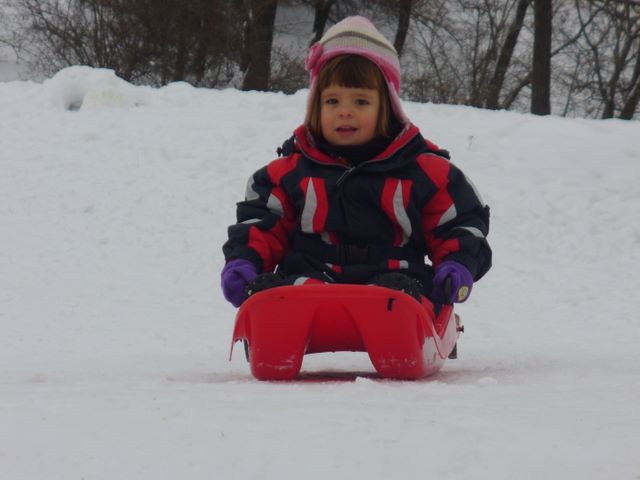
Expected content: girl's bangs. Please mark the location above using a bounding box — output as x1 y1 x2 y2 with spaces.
320 56 384 91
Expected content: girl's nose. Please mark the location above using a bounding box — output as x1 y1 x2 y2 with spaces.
338 107 353 118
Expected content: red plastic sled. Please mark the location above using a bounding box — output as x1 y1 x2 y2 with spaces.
230 284 462 381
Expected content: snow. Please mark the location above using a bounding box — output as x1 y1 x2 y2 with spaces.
2 66 639 479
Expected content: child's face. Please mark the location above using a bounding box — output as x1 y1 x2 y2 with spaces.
320 85 380 146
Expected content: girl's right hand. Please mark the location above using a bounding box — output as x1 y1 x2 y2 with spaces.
221 259 258 307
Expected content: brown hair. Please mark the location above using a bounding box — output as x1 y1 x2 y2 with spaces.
306 55 393 139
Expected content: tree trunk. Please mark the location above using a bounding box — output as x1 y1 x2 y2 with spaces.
394 0 413 57
192 12 209 85
241 0 278 91
310 0 334 45
485 0 530 110
531 0 552 115
619 50 640 120
171 5 189 82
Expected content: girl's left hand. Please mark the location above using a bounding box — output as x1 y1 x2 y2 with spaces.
432 260 473 304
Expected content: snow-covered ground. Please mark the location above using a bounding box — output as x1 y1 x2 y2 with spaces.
1 67 639 479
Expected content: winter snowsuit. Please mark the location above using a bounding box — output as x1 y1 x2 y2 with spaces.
223 124 491 296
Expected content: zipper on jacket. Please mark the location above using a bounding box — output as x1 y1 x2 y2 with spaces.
331 135 421 186
336 165 357 186
335 151 398 186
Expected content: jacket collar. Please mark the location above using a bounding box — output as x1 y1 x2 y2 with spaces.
292 123 422 167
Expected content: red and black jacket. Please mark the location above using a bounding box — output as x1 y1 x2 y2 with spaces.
223 124 491 286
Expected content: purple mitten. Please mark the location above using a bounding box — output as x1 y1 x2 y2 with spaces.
221 259 258 307
432 260 474 304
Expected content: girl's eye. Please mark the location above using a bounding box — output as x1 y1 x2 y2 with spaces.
355 99 370 106
324 98 338 105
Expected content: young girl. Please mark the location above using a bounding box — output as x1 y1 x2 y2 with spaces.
221 16 491 307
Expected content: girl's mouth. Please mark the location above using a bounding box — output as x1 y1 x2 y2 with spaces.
336 126 357 132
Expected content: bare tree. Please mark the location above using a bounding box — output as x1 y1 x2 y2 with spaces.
486 0 531 109
619 46 640 118
12 0 243 87
531 0 552 114
7 0 640 119
310 0 335 44
394 0 414 56
558 0 640 119
241 0 279 91
407 0 533 109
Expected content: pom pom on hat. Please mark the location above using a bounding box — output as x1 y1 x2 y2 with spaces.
305 16 408 124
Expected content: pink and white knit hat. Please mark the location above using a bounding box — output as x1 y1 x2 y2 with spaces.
305 16 409 124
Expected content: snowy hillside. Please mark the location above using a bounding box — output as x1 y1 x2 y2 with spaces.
1 67 639 479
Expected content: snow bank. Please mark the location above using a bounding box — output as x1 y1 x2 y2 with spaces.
44 66 150 111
